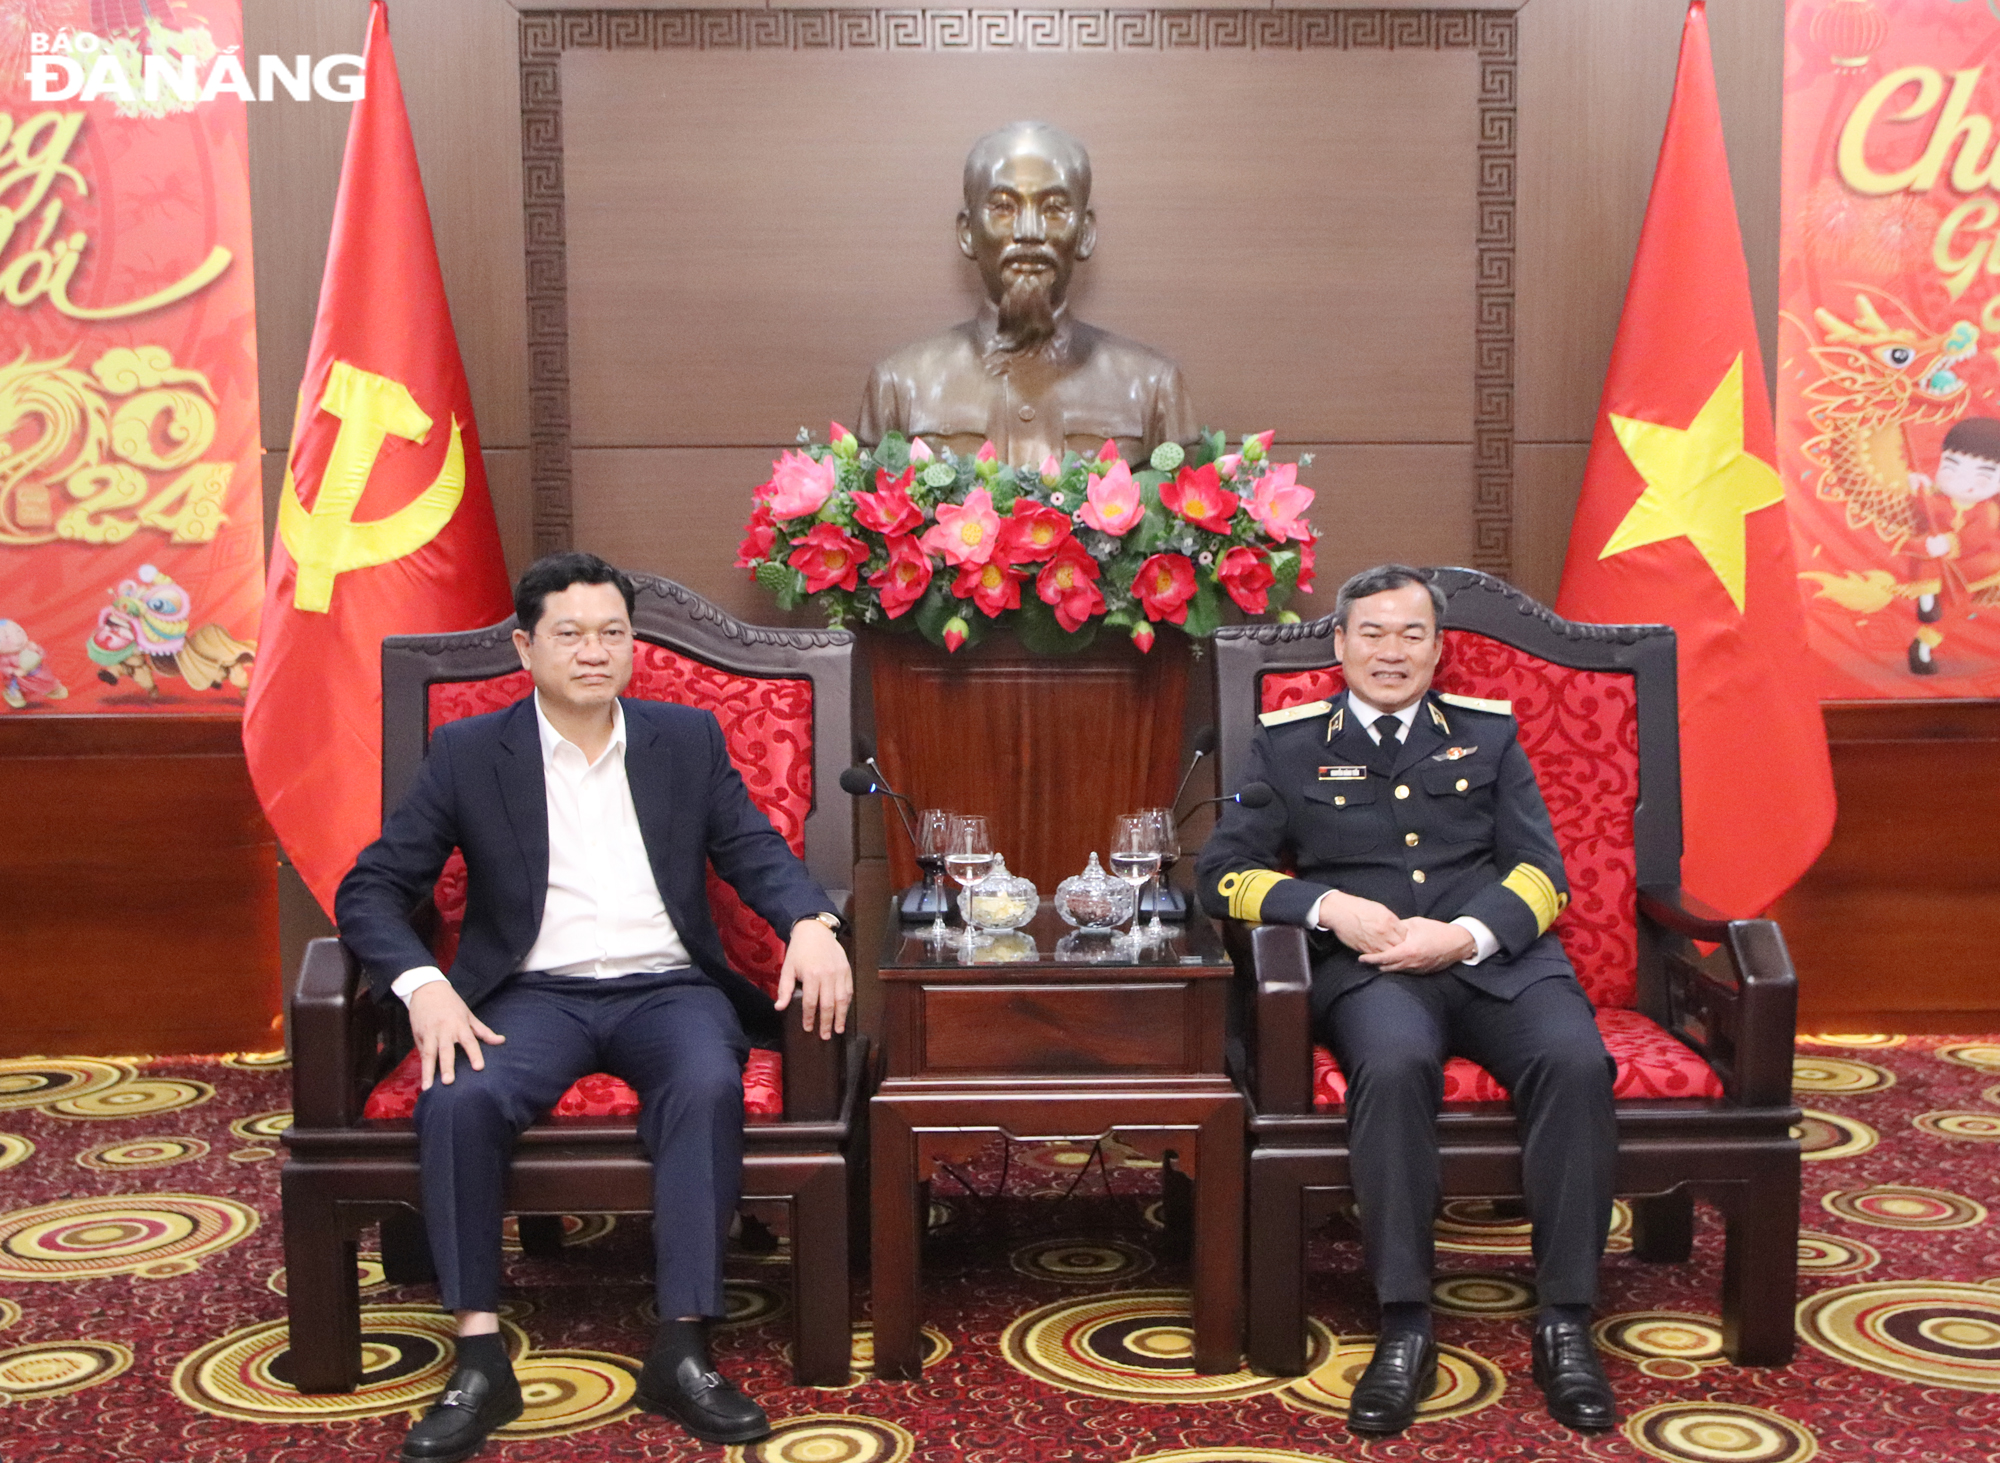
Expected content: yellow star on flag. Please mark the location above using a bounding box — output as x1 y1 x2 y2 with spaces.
1598 354 1783 612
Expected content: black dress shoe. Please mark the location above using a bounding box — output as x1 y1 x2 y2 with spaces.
1347 1330 1438 1434
637 1352 771 1444
399 1365 524 1463
1532 1317 1617 1431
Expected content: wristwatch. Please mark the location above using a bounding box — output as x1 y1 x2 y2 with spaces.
797 911 843 935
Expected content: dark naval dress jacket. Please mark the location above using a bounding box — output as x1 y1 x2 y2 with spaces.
335 696 838 1046
1195 689 1575 1005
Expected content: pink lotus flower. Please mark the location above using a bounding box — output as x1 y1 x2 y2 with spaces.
1215 454 1242 478
1131 622 1156 654
1135 553 1198 624
868 534 933 618
921 488 1001 566
1296 530 1318 594
830 421 857 449
908 436 935 464
1248 463 1314 543
1242 429 1275 461
762 450 837 519
1161 463 1239 534
976 441 998 464
787 523 866 594
853 467 924 536
1036 541 1105 632
953 558 1023 617
942 615 969 652
735 504 776 571
1217 544 1276 615
998 499 1073 565
1078 460 1142 536
1096 439 1120 464
1040 454 1063 484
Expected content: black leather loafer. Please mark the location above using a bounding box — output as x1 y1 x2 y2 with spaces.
1346 1330 1438 1434
399 1365 524 1463
637 1354 771 1445
1532 1318 1617 1431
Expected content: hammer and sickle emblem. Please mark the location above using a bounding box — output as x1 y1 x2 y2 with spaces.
277 360 467 612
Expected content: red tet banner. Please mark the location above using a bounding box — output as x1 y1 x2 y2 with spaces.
0 1 261 715
1782 0 2000 696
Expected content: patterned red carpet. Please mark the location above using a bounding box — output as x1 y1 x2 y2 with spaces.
1 1036 1998 1462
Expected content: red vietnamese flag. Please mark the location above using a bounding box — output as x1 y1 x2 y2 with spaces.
244 0 511 914
1556 0 1833 918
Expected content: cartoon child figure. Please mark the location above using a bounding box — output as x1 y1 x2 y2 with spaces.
1907 416 2000 674
0 619 69 709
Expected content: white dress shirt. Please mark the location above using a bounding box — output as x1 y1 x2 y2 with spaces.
393 694 692 1004
1307 692 1499 965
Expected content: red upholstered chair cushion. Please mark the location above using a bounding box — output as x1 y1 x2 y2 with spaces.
1308 1008 1724 1110
1258 630 1640 1010
362 1047 786 1120
368 643 816 1121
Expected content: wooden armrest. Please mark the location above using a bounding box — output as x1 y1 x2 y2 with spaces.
290 937 368 1130
1638 886 1799 1108
1233 919 1314 1115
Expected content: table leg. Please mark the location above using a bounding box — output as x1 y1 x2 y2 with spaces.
868 1099 924 1380
1190 1095 1245 1374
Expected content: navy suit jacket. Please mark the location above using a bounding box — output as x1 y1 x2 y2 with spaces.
334 695 836 1045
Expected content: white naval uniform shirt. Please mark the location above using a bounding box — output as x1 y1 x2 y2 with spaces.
1304 691 1500 965
392 694 691 1003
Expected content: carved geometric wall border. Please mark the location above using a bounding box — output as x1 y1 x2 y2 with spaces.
520 8 1516 576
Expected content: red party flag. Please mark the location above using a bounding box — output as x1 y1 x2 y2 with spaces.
1555 0 1833 918
243 0 512 914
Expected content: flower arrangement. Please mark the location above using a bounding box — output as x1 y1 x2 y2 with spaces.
736 426 1318 655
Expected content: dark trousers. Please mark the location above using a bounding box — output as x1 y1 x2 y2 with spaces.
413 968 750 1320
1316 970 1617 1309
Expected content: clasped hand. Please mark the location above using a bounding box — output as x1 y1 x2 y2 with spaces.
1314 890 1476 974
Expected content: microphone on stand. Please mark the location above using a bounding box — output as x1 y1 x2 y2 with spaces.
1168 726 1219 815
1176 780 1274 827
838 764 921 849
841 743 944 923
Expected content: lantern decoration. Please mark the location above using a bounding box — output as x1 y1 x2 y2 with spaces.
1810 0 1889 70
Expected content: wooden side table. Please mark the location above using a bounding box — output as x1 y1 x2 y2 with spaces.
869 909 1243 1380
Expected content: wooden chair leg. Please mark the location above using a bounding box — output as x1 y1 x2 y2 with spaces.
1245 1153 1311 1376
788 1158 852 1387
1630 1191 1695 1263
1161 1158 1194 1264
379 1205 436 1285
280 1168 364 1393
1718 1157 1800 1366
517 1214 567 1259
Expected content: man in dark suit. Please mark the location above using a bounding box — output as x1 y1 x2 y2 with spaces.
1196 564 1618 1436
337 552 851 1462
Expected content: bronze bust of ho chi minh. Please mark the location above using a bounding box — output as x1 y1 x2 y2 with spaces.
857 121 1196 469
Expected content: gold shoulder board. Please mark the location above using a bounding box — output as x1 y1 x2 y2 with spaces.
1258 699 1332 728
1437 692 1513 716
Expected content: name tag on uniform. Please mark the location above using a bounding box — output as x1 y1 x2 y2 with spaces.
1318 765 1366 780
1432 745 1479 762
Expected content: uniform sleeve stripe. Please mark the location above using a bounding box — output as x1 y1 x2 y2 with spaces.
1216 868 1292 923
1500 862 1565 935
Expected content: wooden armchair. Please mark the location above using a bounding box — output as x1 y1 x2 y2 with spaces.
279 574 865 1390
1212 568 1801 1373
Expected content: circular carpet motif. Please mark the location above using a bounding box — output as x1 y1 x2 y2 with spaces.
1435 1198 1633 1254
0 1298 19 1329
1431 1272 1536 1317
76 1136 210 1172
1798 1281 2000 1391
0 1340 132 1402
45 1077 213 1120
1797 1231 1882 1276
1913 1109 2000 1141
1821 1186 1987 1231
266 1252 389 1297
229 1111 292 1143
810 1322 953 1387
173 1309 527 1421
1791 1057 1894 1094
1596 1312 1726 1379
1793 1110 1879 1162
1278 1337 1504 1423
737 1413 917 1463
0 1058 128 1112
1623 1402 1817 1463
1001 1291 1329 1401
501 1214 616 1251
0 1193 258 1279
0 1133 32 1172
1936 1043 2000 1072
495 1350 638 1439
220 1051 290 1070
1010 1236 1156 1285
1796 1033 1904 1049
1986 1083 2000 1109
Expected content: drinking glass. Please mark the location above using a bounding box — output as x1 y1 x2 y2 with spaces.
944 815 996 952
1108 813 1162 947
915 809 955 942
1140 806 1179 939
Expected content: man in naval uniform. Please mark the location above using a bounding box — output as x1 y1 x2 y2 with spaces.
1195 564 1618 1436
